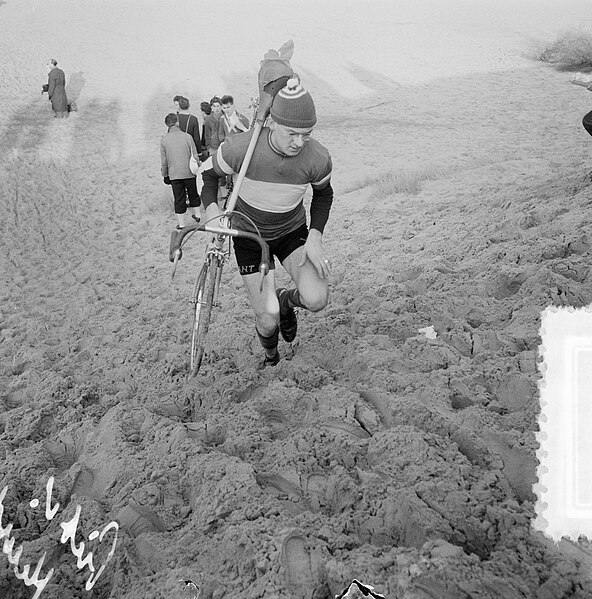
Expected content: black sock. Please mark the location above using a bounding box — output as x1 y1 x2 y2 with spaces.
284 288 306 311
256 327 279 355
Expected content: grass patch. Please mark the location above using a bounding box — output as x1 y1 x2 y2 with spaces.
345 165 445 198
536 29 592 71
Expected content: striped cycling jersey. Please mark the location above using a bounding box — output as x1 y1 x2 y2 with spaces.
212 127 332 240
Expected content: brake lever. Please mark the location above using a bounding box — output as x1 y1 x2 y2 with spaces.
171 251 182 280
258 262 269 293
169 229 186 263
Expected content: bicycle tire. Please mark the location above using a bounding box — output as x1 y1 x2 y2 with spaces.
189 257 219 376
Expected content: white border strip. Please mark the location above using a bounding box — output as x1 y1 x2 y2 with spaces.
536 305 592 541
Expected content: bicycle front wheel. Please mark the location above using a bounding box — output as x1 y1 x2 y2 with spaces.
189 257 220 377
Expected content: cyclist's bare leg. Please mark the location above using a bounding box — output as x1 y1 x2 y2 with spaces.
280 246 329 312
241 248 328 359
241 269 281 360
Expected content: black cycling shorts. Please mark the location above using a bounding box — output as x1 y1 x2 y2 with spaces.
233 224 308 276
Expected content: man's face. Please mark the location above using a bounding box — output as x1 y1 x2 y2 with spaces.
211 102 222 114
271 122 313 156
221 102 235 116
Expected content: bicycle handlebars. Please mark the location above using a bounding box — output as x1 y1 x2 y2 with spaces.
169 222 271 279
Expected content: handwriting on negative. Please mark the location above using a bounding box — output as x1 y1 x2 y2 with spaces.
0 476 119 599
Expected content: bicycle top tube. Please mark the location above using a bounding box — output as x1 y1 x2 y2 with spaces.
169 221 271 277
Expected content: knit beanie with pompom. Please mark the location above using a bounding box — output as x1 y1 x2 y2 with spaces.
270 77 317 128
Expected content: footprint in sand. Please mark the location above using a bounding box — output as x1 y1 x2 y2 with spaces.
300 473 328 512
71 466 99 498
357 389 393 428
236 383 268 403
257 473 303 502
321 419 371 439
2 388 27 409
257 471 329 514
301 473 327 499
43 427 90 470
256 473 307 516
281 531 322 598
44 436 83 470
261 409 291 440
116 503 166 538
70 460 117 502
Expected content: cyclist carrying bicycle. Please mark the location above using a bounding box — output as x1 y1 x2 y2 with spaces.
200 78 334 366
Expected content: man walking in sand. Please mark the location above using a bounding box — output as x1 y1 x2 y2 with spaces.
200 78 334 367
160 113 201 229
46 59 68 118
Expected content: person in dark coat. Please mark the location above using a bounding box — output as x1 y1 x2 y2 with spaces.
203 96 223 156
46 59 68 118
173 95 204 157
200 101 212 150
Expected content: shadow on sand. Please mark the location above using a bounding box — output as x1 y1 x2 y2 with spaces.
67 71 86 103
0 97 54 153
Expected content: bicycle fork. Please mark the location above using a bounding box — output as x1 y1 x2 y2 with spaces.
213 262 224 307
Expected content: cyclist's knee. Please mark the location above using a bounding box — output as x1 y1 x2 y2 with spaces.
256 310 280 336
301 288 329 313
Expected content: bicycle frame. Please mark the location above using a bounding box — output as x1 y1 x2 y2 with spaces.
170 219 270 377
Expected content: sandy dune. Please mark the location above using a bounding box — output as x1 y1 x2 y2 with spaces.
2 0 592 598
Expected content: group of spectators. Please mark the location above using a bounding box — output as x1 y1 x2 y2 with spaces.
160 94 251 228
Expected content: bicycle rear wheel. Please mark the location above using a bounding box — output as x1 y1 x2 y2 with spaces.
189 257 220 376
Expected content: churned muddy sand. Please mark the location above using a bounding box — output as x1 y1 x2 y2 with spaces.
2 0 592 597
